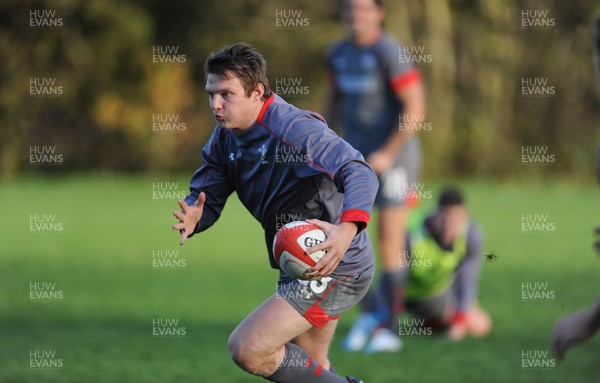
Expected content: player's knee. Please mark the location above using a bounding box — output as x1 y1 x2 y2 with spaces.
227 333 263 375
227 334 249 369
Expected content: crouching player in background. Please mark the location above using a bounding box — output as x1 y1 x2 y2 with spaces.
346 187 491 350
172 42 378 383
401 187 491 340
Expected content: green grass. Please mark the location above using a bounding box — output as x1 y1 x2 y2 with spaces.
1 174 599 382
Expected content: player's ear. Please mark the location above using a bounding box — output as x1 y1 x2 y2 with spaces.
377 8 385 24
252 83 265 101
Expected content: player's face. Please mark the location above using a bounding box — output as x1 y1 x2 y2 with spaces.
343 0 384 38
440 205 468 246
205 73 263 131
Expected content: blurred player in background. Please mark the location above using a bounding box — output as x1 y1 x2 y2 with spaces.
400 187 491 341
551 16 600 362
347 187 491 347
173 43 378 383
324 0 426 352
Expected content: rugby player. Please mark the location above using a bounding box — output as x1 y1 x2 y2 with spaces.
173 42 378 383
325 0 426 352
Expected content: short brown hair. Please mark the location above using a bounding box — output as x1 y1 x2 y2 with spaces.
204 42 272 99
438 187 465 208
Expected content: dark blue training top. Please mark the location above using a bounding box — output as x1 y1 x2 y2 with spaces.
326 32 421 157
185 94 378 277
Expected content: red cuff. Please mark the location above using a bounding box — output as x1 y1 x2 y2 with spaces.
452 311 467 325
340 209 370 232
390 68 421 92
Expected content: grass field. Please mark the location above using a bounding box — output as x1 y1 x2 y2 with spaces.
1 174 599 383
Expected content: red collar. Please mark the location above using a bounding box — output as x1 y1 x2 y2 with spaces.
256 94 275 124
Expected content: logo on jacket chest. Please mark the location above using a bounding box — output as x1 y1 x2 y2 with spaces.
228 143 270 167
258 144 269 165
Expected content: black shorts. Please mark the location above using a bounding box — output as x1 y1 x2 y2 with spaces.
406 289 455 324
276 265 374 329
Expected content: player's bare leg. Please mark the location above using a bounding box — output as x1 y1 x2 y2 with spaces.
291 318 338 370
379 205 409 271
228 293 311 375
363 205 408 352
228 293 352 382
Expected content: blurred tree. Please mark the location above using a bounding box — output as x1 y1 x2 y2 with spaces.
0 0 598 179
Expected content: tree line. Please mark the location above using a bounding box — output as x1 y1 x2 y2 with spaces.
1 0 599 180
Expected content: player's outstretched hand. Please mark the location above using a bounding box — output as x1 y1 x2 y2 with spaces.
552 308 595 361
172 192 205 246
304 219 358 278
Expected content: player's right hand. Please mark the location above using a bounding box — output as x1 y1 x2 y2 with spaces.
366 149 394 175
172 192 205 246
304 220 357 278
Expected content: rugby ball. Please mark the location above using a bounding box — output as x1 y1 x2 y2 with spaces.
273 221 327 280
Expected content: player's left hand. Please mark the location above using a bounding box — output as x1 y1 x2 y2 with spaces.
304 219 358 278
367 149 395 175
